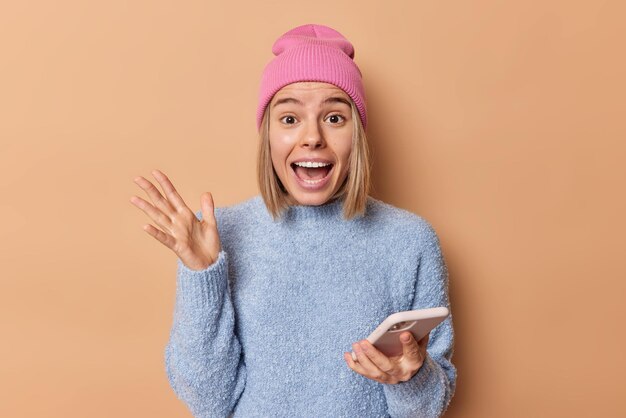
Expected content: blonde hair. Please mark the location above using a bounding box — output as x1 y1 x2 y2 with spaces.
257 99 372 221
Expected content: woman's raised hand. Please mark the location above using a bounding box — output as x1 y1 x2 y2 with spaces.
130 169 222 271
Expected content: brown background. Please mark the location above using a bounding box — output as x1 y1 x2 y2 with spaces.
1 1 624 417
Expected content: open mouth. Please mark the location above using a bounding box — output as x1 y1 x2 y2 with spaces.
291 162 334 183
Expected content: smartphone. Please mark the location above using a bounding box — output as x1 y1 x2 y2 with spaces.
351 306 449 361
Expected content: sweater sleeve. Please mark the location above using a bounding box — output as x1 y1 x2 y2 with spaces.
382 222 457 418
164 210 246 417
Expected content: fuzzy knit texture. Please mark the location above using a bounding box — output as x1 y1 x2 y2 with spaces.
164 194 456 417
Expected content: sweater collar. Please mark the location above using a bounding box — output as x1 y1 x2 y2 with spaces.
282 195 346 222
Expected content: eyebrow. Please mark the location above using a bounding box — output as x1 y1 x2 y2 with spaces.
271 96 351 108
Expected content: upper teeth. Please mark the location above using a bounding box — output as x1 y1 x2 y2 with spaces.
294 161 331 168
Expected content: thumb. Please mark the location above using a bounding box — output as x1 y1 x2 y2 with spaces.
400 332 420 361
200 192 216 224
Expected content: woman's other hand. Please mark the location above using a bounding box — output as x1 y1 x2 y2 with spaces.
130 169 222 271
343 332 429 384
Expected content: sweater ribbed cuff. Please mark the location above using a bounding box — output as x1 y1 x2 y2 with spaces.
175 250 229 311
382 352 441 401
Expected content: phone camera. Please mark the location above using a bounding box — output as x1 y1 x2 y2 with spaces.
388 320 415 332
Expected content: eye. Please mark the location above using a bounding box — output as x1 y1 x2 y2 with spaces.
326 114 345 124
279 115 297 125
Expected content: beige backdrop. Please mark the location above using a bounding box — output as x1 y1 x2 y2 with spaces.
1 1 624 417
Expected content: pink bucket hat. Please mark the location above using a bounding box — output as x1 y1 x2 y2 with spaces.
256 24 367 131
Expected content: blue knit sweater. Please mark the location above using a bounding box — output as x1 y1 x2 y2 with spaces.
164 195 456 417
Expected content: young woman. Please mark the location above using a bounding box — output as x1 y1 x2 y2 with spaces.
131 24 456 417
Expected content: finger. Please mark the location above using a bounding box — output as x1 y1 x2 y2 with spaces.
142 223 175 249
201 192 217 225
351 342 390 383
133 174 175 216
359 340 395 374
151 169 188 212
400 332 422 363
130 195 172 231
344 352 369 377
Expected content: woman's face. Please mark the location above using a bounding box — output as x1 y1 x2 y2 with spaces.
268 81 353 206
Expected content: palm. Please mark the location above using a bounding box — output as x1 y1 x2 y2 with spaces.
130 169 222 270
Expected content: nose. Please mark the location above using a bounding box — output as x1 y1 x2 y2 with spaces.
299 120 325 149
